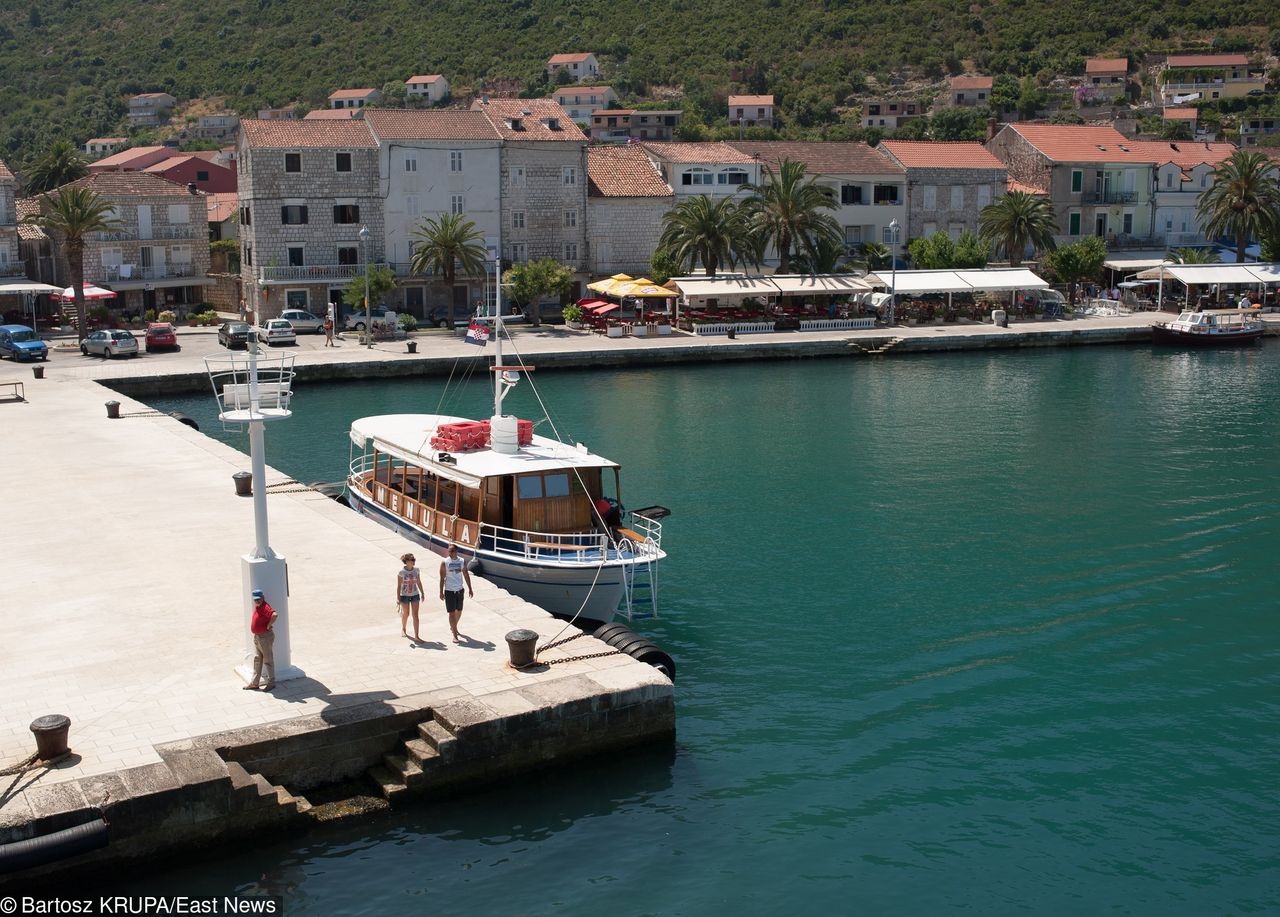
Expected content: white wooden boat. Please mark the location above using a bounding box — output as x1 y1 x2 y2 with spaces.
1152 309 1264 346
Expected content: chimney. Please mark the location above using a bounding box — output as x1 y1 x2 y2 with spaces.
187 182 198 194
986 117 998 143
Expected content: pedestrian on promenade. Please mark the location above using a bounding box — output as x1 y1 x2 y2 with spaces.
244 589 277 691
323 314 335 346
397 552 423 641
239 299 248 323
439 544 473 642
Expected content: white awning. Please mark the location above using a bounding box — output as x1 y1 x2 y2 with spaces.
1242 263 1280 283
866 268 1049 294
1104 254 1173 271
672 277 779 298
1162 264 1273 285
964 268 1050 291
0 282 62 295
768 274 871 294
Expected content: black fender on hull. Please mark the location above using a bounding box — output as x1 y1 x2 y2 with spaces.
591 622 676 682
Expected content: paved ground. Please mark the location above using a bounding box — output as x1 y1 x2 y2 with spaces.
0 372 647 787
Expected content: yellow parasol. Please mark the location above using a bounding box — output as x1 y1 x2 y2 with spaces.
586 273 635 294
612 277 672 298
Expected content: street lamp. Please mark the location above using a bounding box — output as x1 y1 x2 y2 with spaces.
359 225 371 348
887 218 901 326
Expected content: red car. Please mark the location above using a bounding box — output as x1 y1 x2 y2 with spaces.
145 322 179 352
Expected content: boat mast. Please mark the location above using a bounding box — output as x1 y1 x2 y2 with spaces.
493 257 504 416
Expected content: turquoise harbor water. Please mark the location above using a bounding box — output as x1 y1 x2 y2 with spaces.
141 344 1280 914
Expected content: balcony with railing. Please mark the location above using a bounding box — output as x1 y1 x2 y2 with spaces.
1081 190 1138 204
90 225 203 242
103 263 201 281
0 261 27 277
257 262 389 282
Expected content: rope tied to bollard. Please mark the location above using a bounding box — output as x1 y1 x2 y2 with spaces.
0 750 71 778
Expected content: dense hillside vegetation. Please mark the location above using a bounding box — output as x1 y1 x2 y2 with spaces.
1 0 1274 168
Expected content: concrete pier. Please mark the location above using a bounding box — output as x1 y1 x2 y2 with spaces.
0 373 673 882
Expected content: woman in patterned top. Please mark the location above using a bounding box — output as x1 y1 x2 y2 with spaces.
397 553 423 641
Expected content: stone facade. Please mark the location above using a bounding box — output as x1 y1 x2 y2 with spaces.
43 172 211 312
238 121 382 320
0 159 20 278
501 140 589 274
587 196 669 276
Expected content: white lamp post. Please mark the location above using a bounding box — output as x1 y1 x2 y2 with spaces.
205 343 300 685
887 218 901 326
359 225 371 347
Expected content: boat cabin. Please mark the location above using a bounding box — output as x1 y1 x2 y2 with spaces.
1171 309 1261 332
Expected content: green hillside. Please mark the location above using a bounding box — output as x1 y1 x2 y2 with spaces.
1 0 1274 168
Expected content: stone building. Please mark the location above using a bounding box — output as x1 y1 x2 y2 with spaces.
586 145 673 276
474 98 589 281
0 158 20 279
878 141 1008 241
238 119 382 320
38 172 211 313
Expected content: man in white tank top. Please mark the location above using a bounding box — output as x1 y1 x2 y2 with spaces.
439 543 473 642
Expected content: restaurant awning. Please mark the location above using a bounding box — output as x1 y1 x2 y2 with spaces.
866 268 1050 294
1157 264 1274 285
960 268 1050 291
768 274 870 294
672 277 780 298
0 282 62 295
1103 253 1173 271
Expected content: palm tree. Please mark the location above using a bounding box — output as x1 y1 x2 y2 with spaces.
792 235 853 275
743 159 843 273
657 195 749 278
978 190 1058 266
855 241 892 272
409 213 488 328
1196 150 1280 263
27 186 122 341
24 141 89 194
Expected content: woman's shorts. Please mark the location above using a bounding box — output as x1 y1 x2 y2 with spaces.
399 593 420 604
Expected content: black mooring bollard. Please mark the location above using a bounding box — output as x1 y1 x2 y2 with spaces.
105 400 121 419
232 471 253 497
505 629 539 668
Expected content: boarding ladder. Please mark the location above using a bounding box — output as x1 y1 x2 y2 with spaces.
617 538 658 621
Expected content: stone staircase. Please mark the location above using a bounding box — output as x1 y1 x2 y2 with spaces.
225 760 313 819
367 715 459 801
852 336 904 356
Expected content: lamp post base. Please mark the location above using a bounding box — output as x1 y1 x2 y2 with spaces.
241 552 301 682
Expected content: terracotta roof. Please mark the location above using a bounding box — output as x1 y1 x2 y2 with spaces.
587 146 673 198
142 155 197 173
0 158 12 181
591 109 635 117
472 99 587 141
303 108 360 120
729 140 900 174
1086 57 1128 74
548 53 594 64
1004 124 1234 167
89 145 170 169
328 88 379 100
206 192 238 223
880 140 1004 170
406 74 444 84
60 171 200 196
1007 178 1047 195
1163 107 1198 119
641 141 757 165
364 110 500 141
241 119 376 148
554 86 614 97
1167 53 1249 68
950 76 993 90
728 95 774 106
16 198 46 240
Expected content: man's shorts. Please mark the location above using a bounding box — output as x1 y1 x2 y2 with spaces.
444 590 464 612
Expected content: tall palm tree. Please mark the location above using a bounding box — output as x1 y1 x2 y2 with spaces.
409 213 488 328
1196 150 1280 263
855 241 892 271
27 186 122 341
743 159 843 273
978 190 1058 266
24 141 89 194
791 235 853 275
657 195 749 278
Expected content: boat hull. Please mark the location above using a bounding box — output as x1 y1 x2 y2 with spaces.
1152 325 1264 346
349 486 628 625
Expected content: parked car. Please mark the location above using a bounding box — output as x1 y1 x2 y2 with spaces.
218 321 253 348
426 305 476 328
344 309 399 331
279 309 324 334
258 318 296 346
81 329 139 359
144 322 179 352
0 324 48 361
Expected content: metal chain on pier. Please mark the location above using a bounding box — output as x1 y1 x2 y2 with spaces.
535 632 624 667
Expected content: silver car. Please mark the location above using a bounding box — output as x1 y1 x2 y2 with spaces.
81 329 139 359
279 309 324 334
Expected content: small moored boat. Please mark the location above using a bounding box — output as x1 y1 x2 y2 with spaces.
1151 309 1264 346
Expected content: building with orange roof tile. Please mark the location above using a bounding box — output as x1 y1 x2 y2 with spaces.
987 123 1236 249
640 142 762 204
861 99 924 130
36 171 211 311
1085 58 1128 86
88 146 173 173
727 95 775 128
304 108 360 120
328 88 381 110
405 74 450 105
551 85 618 123
948 76 992 107
1159 54 1263 105
141 154 237 194
586 145 673 275
879 141 1008 240
546 52 599 82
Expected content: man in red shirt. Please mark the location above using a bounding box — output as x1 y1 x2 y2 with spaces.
244 589 278 691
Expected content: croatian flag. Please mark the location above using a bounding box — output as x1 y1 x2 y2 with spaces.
464 321 491 346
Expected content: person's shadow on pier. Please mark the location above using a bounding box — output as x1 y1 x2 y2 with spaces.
409 637 446 651
454 633 495 651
